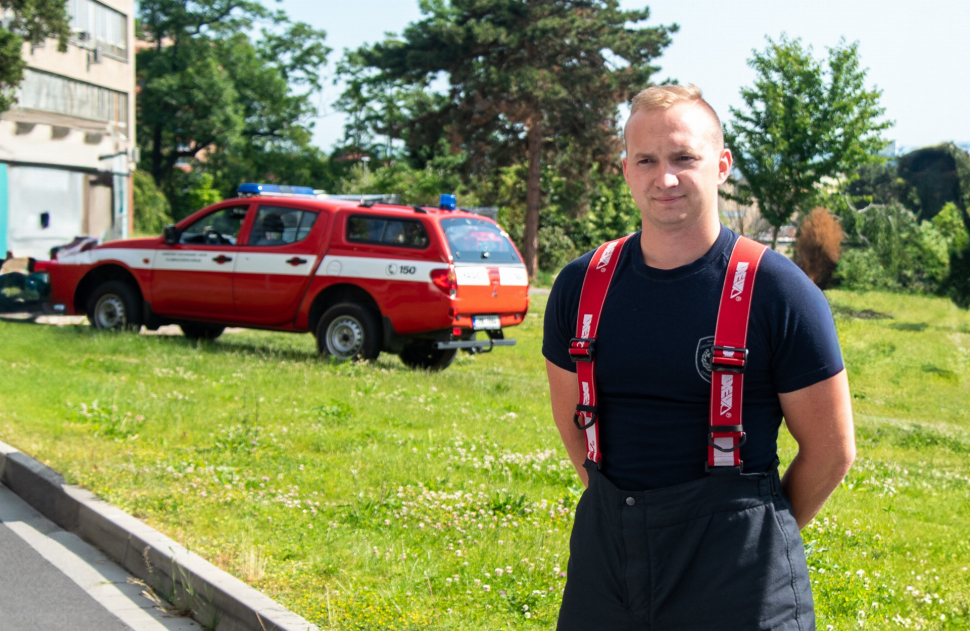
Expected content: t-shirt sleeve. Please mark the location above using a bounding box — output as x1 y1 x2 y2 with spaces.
759 251 845 393
542 254 593 373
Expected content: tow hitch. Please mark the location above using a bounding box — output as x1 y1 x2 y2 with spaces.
436 329 515 354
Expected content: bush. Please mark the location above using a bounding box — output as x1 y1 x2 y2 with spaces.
834 201 952 294
795 208 843 288
932 202 970 256
833 248 896 290
132 171 173 235
537 225 577 272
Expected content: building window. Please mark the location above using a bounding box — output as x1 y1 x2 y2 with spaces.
68 0 127 60
18 69 128 135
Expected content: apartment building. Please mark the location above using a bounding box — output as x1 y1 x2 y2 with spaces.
0 0 135 260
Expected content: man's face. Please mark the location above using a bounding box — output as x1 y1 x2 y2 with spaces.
622 102 731 232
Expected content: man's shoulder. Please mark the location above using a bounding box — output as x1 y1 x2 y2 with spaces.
755 247 823 299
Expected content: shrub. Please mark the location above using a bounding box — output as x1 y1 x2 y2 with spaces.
795 208 843 288
132 171 173 236
834 248 896 290
834 201 952 294
932 202 970 256
537 225 577 272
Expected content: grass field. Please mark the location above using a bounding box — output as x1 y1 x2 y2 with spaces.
0 290 969 630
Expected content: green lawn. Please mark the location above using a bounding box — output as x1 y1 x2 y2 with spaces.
0 290 968 630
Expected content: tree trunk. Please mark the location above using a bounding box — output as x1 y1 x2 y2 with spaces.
151 123 164 187
770 225 779 250
523 118 542 279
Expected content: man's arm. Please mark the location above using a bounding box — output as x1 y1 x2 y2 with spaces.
546 360 590 487
778 369 855 529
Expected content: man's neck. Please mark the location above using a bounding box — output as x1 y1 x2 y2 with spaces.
639 216 722 270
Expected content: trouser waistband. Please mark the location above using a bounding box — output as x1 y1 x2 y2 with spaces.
583 459 782 529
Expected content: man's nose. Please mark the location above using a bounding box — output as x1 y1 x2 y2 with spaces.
660 168 679 189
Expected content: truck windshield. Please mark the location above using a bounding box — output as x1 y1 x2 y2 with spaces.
440 217 520 264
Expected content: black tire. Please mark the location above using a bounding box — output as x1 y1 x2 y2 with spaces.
315 302 381 361
86 280 142 332
400 341 457 371
180 323 225 340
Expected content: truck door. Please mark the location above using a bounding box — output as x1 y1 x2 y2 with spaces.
232 204 327 324
151 205 250 317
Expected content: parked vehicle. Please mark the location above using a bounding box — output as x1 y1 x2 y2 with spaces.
46 184 530 370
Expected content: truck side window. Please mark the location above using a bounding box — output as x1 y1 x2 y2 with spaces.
347 216 429 249
247 206 318 246
179 206 249 245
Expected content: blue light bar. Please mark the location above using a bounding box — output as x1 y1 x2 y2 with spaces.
439 193 457 211
237 183 317 197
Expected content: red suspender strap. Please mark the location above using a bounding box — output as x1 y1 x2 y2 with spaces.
708 236 769 470
569 235 632 467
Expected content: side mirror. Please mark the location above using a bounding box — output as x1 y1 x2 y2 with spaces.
163 224 180 245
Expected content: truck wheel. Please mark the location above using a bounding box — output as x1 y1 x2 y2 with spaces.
316 303 381 361
87 281 142 332
400 341 457 371
180 323 225 340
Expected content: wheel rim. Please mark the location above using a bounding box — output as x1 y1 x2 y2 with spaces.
326 315 364 359
94 294 126 330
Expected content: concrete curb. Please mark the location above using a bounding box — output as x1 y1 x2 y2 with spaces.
0 441 318 631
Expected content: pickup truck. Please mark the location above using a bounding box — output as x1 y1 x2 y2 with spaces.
47 184 530 371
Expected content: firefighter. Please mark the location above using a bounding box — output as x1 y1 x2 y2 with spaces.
543 85 854 630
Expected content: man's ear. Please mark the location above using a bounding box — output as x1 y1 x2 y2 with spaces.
622 157 629 184
717 148 733 185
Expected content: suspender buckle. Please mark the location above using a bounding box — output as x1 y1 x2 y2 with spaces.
707 424 747 452
569 337 596 362
712 345 748 373
573 404 598 430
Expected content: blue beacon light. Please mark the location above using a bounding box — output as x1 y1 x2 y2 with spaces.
237 183 316 196
439 194 457 211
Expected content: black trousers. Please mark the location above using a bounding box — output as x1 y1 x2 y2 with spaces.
557 461 814 631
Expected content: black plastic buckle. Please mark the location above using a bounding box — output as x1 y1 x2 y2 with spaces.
573 404 598 430
705 463 744 474
712 345 748 374
707 424 747 452
569 337 595 363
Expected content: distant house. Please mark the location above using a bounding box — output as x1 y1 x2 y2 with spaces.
0 0 135 260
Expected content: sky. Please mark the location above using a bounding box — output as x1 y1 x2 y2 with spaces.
277 0 970 154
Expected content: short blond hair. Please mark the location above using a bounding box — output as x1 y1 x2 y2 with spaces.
626 84 723 149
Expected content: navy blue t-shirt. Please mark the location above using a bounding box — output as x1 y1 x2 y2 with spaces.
543 225 844 491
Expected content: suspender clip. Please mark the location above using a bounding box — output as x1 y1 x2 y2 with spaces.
573 404 598 430
569 337 596 362
712 345 747 373
707 424 747 452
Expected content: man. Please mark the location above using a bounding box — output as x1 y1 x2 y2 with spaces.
543 85 855 630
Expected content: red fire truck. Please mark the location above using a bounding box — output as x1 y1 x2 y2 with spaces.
46 185 530 371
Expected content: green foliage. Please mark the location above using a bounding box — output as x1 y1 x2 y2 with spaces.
343 0 675 274
335 161 475 208
184 173 222 217
933 203 970 257
725 35 892 247
136 1 331 199
0 0 70 112
132 170 173 235
834 202 950 293
897 144 970 222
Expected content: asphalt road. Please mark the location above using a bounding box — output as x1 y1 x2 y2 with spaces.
0 484 199 631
